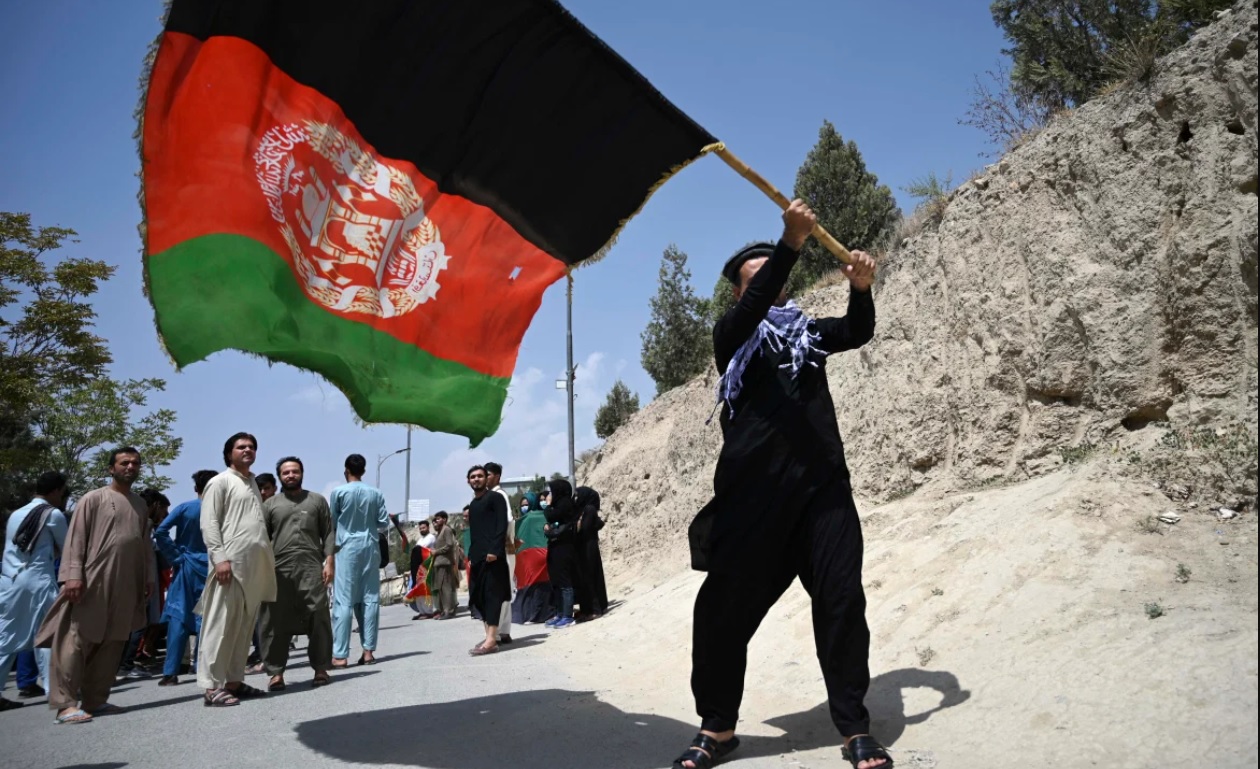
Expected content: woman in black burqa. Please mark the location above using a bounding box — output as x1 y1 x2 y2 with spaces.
542 479 577 629
573 486 608 619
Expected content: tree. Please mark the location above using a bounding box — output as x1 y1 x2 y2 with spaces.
2 212 116 510
594 379 641 439
1 212 183 509
790 121 899 295
641 245 712 394
1 212 113 411
990 0 1233 111
33 377 182 495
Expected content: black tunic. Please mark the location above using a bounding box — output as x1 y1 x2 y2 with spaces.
688 239 875 573
468 490 510 621
544 494 577 589
573 487 609 615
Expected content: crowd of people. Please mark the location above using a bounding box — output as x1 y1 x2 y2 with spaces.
403 463 609 655
0 435 612 723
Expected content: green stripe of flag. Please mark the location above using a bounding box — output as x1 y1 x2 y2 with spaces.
147 233 508 444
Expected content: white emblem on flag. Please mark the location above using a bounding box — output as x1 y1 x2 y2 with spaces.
254 121 450 318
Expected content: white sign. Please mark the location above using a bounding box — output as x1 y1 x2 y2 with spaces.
407 499 430 521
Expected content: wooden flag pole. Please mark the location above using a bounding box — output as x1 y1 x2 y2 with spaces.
714 146 853 265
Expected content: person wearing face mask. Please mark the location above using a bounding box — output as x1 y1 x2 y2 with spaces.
510 491 554 625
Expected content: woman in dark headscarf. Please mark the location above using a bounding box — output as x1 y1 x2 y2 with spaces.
573 486 609 619
542 479 577 629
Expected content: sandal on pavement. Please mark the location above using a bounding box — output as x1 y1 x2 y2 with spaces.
469 644 499 656
230 682 267 699
203 689 240 707
157 675 179 686
312 672 331 688
268 677 286 692
841 735 894 768
672 733 740 769
54 708 93 724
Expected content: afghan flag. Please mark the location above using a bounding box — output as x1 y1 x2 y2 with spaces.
512 510 555 624
405 546 433 604
140 0 719 444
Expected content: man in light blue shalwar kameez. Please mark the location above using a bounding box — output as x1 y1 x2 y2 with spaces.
0 472 70 710
329 454 389 666
152 469 215 685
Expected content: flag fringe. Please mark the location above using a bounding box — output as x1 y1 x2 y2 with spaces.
577 141 726 270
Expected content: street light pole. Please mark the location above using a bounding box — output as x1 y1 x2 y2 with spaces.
375 446 409 493
404 426 412 518
565 272 576 487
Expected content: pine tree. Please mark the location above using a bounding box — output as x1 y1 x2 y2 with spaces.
641 245 711 394
594 380 641 439
990 0 1233 110
790 121 899 295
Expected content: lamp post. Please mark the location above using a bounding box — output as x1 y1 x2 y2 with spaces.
375 444 410 497
565 272 576 487
404 426 412 517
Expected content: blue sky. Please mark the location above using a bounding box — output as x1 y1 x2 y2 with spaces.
0 1 1006 514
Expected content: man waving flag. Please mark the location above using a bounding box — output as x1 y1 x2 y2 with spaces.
141 0 719 444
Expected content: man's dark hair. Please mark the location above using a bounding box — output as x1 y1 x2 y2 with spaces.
418 519 431 528
35 471 68 496
140 488 170 507
222 432 257 466
484 462 503 477
256 473 277 489
433 511 449 521
108 446 142 468
344 453 367 477
466 464 485 479
276 456 304 474
192 469 217 495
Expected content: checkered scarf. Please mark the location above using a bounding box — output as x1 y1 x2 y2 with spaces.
717 300 826 418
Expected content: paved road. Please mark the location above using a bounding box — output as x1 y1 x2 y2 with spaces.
3 603 798 769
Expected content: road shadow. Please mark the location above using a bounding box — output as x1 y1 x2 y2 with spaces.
864 667 971 745
296 670 969 768
110 692 205 713
494 638 545 654
56 764 128 769
297 688 693 769
718 667 970 759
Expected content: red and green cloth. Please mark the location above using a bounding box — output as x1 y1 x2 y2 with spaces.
513 510 551 590
404 545 434 604
141 0 718 444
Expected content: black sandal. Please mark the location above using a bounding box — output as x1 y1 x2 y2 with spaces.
672 733 740 768
230 682 267 699
841 735 894 768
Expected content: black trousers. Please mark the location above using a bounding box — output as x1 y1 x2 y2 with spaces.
691 473 871 737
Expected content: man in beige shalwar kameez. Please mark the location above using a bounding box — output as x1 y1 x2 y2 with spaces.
196 432 276 707
36 447 154 724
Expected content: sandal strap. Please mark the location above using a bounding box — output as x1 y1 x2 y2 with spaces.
843 735 893 765
205 689 239 705
672 747 713 769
